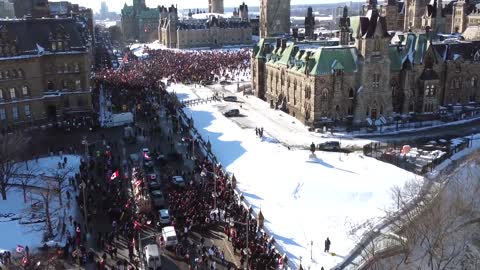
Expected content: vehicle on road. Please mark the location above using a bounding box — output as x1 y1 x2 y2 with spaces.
223 96 237 102
143 244 162 270
150 190 166 208
158 209 171 225
143 148 154 168
171 176 186 187
161 226 178 248
317 141 341 151
224 109 240 117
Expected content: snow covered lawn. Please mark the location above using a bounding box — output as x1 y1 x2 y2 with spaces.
168 84 418 269
0 155 81 251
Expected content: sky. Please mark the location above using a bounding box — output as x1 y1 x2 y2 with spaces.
50 0 326 13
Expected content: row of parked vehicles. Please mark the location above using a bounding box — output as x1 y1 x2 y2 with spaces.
130 147 183 270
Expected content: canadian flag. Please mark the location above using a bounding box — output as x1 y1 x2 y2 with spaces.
16 245 24 253
134 179 142 187
133 220 142 230
110 170 119 181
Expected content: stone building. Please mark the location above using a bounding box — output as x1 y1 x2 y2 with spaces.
158 4 252 49
121 0 159 42
252 4 480 127
0 17 92 130
11 0 49 18
260 0 291 38
304 7 315 40
0 0 14 18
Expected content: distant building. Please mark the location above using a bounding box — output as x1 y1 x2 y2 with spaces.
158 4 252 49
100 1 108 20
0 0 14 18
304 7 315 40
121 0 159 42
0 17 93 130
260 0 291 38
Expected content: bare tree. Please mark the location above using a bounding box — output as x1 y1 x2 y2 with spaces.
48 166 73 207
17 168 37 203
0 132 29 200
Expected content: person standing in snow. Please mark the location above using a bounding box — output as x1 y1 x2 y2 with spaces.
324 237 331 253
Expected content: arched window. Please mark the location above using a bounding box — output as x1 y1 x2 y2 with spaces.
0 71 3 80
471 76 478 87
22 85 28 96
0 88 3 99
5 70 9 79
18 69 24 78
11 69 18 78
348 88 354 99
9 87 16 99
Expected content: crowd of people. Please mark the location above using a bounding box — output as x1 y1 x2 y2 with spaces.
95 48 251 90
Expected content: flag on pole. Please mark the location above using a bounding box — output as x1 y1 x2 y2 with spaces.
110 170 119 181
16 245 24 253
134 179 142 187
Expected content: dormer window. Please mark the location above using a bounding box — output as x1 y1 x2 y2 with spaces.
58 41 63 51
51 42 57 51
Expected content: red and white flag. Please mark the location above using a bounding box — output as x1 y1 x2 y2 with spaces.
110 170 119 181
133 220 142 230
16 245 24 253
134 179 142 187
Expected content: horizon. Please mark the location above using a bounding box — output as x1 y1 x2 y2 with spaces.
49 0 363 14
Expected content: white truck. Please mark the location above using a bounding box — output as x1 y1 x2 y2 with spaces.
143 244 162 270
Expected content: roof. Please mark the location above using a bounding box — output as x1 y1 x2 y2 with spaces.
0 18 86 55
138 8 160 20
309 46 358 75
389 46 402 71
432 40 480 61
162 226 176 236
144 244 160 257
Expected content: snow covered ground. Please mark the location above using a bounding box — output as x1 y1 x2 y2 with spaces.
172 83 371 149
167 83 418 269
129 41 253 58
0 155 81 251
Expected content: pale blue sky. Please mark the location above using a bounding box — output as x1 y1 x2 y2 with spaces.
50 0 328 13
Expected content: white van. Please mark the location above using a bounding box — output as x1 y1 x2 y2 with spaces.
161 226 178 247
144 244 162 270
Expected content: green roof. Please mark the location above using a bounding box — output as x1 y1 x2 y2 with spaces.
413 33 428 64
277 44 295 65
309 47 358 75
138 8 160 20
389 46 402 71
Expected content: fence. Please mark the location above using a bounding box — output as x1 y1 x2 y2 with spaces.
171 93 295 269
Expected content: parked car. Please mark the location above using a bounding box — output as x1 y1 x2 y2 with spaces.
317 141 341 151
150 190 166 208
223 96 237 102
143 244 162 270
158 209 171 225
171 176 186 187
224 109 240 117
142 148 154 168
161 226 178 247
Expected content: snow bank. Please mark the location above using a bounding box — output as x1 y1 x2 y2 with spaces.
168 84 417 269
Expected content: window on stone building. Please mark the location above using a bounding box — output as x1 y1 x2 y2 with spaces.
0 72 3 80
18 69 24 78
366 106 370 117
11 69 17 78
0 89 3 99
47 81 54 91
5 70 9 79
58 41 63 51
62 80 68 89
374 38 381 51
64 63 69 73
305 87 311 99
471 76 478 87
348 88 354 99
455 64 461 73
24 104 30 117
380 105 384 115
12 106 18 120
474 51 480 61
0 108 5 120
425 85 436 96
75 80 81 90
74 63 80 72
51 42 57 51
9 87 15 99
373 73 380 88
22 85 28 96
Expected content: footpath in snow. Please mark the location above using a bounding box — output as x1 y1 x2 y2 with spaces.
167 83 417 269
0 155 81 252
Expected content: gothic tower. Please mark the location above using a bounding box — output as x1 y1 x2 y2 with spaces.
339 6 350 45
404 0 427 31
32 0 49 18
239 2 249 21
260 0 291 38
304 7 315 39
451 0 467 33
385 0 400 31
209 0 224 14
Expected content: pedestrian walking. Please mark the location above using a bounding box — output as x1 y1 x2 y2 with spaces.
324 237 331 253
